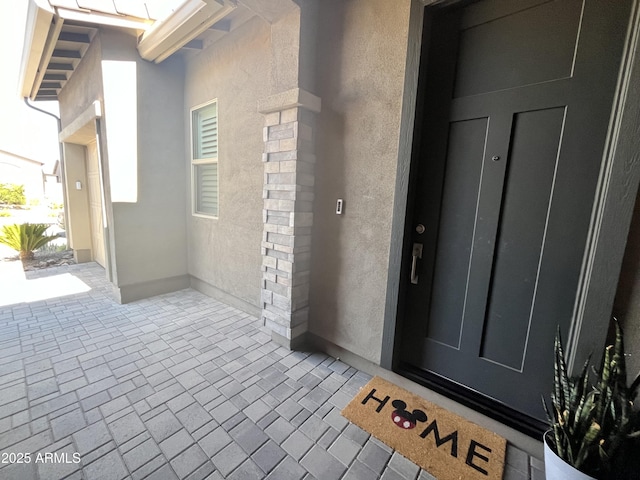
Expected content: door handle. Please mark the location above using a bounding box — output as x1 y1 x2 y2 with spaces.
411 243 423 284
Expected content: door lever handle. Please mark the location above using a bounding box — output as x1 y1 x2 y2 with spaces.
411 243 423 284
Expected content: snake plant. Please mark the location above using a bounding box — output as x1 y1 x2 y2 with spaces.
544 321 640 479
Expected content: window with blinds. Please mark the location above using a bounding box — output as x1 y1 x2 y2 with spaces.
191 101 218 217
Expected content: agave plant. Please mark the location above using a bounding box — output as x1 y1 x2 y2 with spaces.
0 223 58 260
544 321 640 479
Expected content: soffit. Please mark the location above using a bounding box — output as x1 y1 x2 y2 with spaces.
21 0 175 100
24 0 256 101
27 0 167 101
36 23 98 101
180 5 257 60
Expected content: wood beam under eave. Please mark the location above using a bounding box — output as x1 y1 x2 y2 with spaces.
41 82 62 89
58 31 91 43
48 63 74 71
182 39 203 50
44 73 67 81
37 89 58 97
52 49 81 59
209 18 231 31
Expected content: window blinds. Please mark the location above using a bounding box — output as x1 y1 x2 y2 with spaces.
193 102 218 216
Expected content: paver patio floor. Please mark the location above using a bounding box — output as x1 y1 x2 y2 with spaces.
0 262 543 479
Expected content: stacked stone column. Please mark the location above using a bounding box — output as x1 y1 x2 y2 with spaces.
258 88 321 348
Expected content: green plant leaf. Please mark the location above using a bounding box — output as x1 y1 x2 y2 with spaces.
575 421 600 469
547 321 640 476
0 223 57 260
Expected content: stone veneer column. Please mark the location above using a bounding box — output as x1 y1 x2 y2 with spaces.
258 88 321 349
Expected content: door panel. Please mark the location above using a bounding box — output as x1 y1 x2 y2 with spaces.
454 0 582 97
426 118 488 347
480 107 565 370
400 0 632 422
86 140 105 267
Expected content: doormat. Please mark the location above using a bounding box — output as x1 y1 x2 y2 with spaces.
341 377 506 480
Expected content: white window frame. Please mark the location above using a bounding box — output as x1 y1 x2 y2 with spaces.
190 99 219 218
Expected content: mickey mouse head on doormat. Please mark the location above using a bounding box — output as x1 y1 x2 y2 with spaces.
391 399 427 430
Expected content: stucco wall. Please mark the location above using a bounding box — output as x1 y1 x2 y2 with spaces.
60 30 188 298
99 30 188 295
58 37 104 127
309 0 412 363
184 16 271 312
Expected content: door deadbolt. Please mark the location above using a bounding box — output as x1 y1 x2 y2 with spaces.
415 224 426 234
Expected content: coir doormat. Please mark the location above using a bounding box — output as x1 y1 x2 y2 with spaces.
341 377 506 480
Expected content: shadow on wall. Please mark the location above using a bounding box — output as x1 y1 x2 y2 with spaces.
309 0 347 342
613 186 640 383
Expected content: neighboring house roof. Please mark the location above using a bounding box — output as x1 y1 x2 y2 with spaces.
0 149 45 167
19 0 240 101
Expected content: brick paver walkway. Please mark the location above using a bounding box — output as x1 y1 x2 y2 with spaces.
0 262 543 479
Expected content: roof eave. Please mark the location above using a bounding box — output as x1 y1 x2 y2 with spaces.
0 149 46 165
54 8 152 31
138 0 236 63
18 0 153 101
19 0 55 100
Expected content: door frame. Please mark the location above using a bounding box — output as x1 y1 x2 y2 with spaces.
381 0 640 425
59 101 113 280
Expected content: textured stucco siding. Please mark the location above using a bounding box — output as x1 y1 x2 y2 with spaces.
101 30 188 289
58 35 104 130
59 29 188 295
309 0 412 364
184 16 271 310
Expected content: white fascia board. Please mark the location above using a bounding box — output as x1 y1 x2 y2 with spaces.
138 0 235 63
54 8 152 30
138 0 206 61
19 0 55 98
30 16 64 100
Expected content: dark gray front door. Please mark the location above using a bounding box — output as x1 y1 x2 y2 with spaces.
400 0 632 422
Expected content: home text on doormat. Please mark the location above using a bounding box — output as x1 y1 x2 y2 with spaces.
341 377 506 480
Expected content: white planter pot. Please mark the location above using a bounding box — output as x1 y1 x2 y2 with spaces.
544 431 596 480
